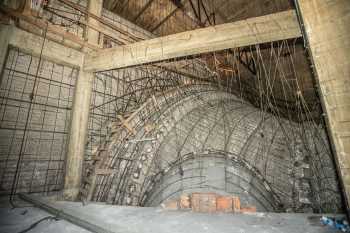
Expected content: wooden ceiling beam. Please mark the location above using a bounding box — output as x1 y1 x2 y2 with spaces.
1 7 100 51
133 0 155 22
57 0 143 41
84 10 302 72
150 6 179 32
151 0 205 33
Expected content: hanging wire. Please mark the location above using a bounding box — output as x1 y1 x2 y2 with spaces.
9 21 49 208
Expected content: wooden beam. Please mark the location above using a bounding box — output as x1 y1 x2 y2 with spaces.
84 10 301 72
19 194 114 233
1 7 100 51
5 25 84 67
117 115 136 135
151 0 201 33
150 6 179 33
133 0 155 22
63 0 101 201
86 0 103 47
57 0 143 42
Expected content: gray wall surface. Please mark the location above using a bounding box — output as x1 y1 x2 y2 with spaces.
0 47 77 195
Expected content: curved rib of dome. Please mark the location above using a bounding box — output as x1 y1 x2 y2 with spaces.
86 85 342 213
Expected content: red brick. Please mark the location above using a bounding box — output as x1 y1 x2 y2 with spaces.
162 199 179 210
191 193 217 213
241 206 257 213
179 194 191 209
232 196 241 213
216 196 233 212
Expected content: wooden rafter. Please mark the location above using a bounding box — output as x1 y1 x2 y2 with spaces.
151 0 205 33
84 10 302 72
150 5 179 32
133 0 155 22
57 0 143 41
0 7 100 50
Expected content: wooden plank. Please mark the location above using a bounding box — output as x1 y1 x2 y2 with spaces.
19 194 115 233
117 115 136 135
2 7 100 51
84 10 301 72
58 0 143 42
5 25 84 67
63 0 100 201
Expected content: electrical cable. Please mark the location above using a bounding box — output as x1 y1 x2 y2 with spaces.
16 216 60 233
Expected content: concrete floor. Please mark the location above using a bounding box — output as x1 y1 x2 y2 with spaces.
0 206 90 233
0 198 345 233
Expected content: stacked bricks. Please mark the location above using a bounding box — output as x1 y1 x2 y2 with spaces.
161 192 256 213
240 206 257 213
216 196 233 212
179 194 191 209
161 199 179 210
191 193 217 213
232 196 241 212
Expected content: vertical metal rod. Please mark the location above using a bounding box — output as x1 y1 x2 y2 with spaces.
9 22 48 207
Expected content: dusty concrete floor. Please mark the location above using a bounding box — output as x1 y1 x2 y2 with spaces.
0 198 345 233
0 206 90 233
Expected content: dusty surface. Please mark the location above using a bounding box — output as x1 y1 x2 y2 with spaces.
0 206 90 233
0 198 344 233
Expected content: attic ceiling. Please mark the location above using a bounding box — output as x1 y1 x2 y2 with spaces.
101 0 318 122
103 0 293 36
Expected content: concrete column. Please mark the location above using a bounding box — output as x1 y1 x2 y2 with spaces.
296 0 350 211
87 0 104 47
0 25 12 73
63 0 103 200
63 71 94 200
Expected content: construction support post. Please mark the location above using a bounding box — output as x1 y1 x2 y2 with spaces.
63 0 103 200
295 0 350 215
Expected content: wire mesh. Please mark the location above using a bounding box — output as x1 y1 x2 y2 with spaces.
0 47 78 196
83 39 343 213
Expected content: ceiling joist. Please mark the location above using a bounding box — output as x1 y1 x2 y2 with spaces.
84 10 301 72
133 0 155 22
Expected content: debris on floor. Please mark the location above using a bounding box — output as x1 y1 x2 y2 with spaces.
1 197 345 233
321 216 350 232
